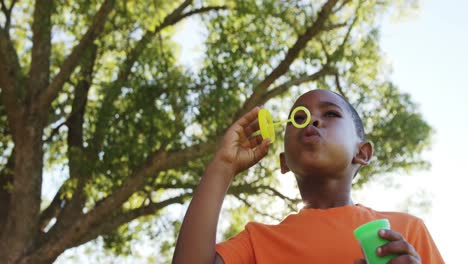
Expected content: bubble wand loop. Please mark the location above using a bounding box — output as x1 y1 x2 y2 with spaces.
251 106 312 143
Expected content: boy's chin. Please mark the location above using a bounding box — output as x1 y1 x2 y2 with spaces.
295 170 332 180
292 162 349 180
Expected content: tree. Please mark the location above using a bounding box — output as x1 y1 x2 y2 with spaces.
0 0 430 263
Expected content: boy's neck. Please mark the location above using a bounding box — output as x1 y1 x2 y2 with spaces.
297 176 353 209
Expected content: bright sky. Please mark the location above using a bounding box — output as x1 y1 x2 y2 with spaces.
356 0 468 262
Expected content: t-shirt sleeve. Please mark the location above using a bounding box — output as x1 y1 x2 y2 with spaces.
215 229 255 264
409 218 445 263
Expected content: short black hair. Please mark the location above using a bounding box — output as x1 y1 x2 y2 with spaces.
332 91 365 141
332 92 367 178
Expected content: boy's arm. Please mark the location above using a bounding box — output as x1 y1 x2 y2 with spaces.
214 254 224 264
172 107 270 264
172 159 233 264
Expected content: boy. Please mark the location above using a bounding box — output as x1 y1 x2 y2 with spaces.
173 89 444 263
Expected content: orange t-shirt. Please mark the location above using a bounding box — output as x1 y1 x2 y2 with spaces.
216 204 444 263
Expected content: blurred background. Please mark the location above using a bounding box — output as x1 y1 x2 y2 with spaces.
1 0 466 263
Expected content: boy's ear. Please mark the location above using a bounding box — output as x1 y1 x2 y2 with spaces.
352 141 373 166
279 152 290 174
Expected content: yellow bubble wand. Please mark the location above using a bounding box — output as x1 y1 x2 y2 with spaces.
252 106 312 143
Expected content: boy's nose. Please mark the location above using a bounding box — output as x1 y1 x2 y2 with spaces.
309 115 320 127
303 119 321 136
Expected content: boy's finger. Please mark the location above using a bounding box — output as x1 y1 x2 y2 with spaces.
245 118 260 137
378 240 417 257
249 135 263 148
353 258 366 264
387 254 420 264
379 229 404 241
236 107 261 127
252 139 270 163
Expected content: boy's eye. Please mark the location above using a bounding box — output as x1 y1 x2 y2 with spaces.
293 115 306 124
324 111 340 118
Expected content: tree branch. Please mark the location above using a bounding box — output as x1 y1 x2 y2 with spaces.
39 38 98 246
38 183 67 231
70 193 191 248
66 5 231 238
38 0 115 114
237 0 341 117
0 148 14 236
320 38 331 64
115 0 194 81
333 0 353 14
48 44 98 235
328 1 363 101
0 27 24 138
0 0 8 28
260 66 336 105
0 0 16 29
334 73 348 101
232 193 283 222
178 5 227 21
37 3 227 250
323 22 347 31
168 0 193 19
81 141 215 225
257 185 301 205
88 0 221 159
29 141 215 262
73 180 294 248
332 0 362 61
36 2 223 254
43 121 66 144
27 0 53 107
229 184 300 205
229 183 300 219
155 182 197 190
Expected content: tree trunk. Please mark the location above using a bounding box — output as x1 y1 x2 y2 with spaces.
0 116 44 263
0 150 14 236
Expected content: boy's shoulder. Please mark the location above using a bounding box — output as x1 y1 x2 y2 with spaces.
240 204 425 233
362 205 423 222
358 204 426 231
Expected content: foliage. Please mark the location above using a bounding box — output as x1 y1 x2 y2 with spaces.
0 0 427 263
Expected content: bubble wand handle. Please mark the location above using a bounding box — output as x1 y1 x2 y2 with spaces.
250 120 288 137
272 120 290 126
250 106 311 143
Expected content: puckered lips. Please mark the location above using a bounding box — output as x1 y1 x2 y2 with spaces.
302 126 321 144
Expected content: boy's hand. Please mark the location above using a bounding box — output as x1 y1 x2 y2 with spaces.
354 229 421 264
213 107 271 176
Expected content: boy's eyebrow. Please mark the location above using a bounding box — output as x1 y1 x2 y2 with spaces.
318 101 344 112
288 101 345 117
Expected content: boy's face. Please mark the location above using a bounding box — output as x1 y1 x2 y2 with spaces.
281 90 362 178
